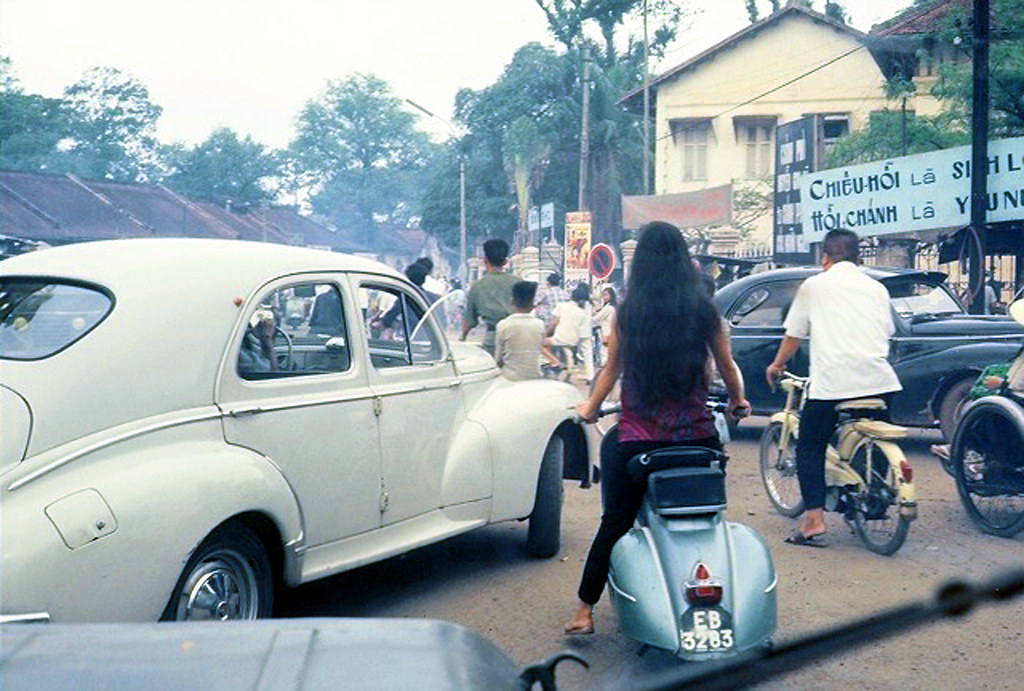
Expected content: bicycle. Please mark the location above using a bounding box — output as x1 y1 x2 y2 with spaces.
759 372 917 555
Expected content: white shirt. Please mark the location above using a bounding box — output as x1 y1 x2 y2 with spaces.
784 262 901 400
494 312 544 380
551 301 587 345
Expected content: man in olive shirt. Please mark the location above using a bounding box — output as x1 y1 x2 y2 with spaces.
460 238 519 356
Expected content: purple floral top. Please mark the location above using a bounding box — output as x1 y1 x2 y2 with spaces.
618 372 716 442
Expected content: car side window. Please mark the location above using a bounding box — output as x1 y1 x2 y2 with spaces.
359 284 444 368
729 282 800 328
237 282 351 380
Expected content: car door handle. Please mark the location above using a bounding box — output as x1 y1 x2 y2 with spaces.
228 406 265 417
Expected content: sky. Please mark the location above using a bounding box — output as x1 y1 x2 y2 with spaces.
0 0 911 150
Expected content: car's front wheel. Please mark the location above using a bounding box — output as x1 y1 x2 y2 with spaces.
161 523 273 621
526 436 564 558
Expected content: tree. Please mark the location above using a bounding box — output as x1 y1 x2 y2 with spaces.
0 56 69 172
61 66 164 182
289 73 434 242
827 0 1024 167
164 127 281 205
929 0 1024 138
503 116 551 245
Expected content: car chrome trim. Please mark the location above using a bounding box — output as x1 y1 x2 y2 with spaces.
891 334 1023 342
7 409 223 492
0 612 51 624
765 573 779 594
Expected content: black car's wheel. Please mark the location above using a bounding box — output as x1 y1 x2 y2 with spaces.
939 376 975 443
526 436 564 557
951 399 1024 538
161 523 274 621
758 421 804 517
849 443 910 556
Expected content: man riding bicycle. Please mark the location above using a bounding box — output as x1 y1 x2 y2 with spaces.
766 229 902 547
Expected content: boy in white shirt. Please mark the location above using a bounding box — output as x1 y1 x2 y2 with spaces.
495 281 559 380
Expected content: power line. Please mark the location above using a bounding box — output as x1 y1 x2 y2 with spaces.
653 42 868 144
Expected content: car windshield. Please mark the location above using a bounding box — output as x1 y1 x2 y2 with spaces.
0 279 112 360
884 277 964 320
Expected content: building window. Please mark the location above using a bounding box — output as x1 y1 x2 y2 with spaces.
819 115 849 157
671 120 710 181
741 123 773 179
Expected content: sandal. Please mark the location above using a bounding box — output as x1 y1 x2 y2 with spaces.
784 530 828 548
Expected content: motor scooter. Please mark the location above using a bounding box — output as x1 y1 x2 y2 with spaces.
604 403 778 660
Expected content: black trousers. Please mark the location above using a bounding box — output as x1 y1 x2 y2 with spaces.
796 393 894 510
577 427 722 605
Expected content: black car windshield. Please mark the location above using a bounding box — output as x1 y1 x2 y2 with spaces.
0 279 112 360
884 277 964 320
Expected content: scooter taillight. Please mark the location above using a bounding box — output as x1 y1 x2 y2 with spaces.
900 460 913 483
684 562 723 606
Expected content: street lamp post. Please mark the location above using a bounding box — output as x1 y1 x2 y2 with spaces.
406 99 467 280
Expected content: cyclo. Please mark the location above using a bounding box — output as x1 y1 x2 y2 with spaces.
759 372 917 555
946 299 1024 537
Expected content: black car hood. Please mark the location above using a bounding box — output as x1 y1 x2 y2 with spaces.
908 314 1024 338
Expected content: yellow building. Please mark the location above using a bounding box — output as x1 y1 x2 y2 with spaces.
621 2 940 253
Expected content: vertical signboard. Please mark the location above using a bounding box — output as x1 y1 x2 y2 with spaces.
564 211 592 284
774 117 816 264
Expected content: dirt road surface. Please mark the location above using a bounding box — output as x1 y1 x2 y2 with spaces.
278 417 1023 690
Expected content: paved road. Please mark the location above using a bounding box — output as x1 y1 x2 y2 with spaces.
277 417 1024 690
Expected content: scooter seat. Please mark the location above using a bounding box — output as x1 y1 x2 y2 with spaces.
851 419 908 440
835 397 888 412
626 447 725 484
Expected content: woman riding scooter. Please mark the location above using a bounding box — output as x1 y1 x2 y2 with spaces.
564 221 748 636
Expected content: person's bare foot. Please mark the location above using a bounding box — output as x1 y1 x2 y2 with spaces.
563 602 594 635
797 508 826 538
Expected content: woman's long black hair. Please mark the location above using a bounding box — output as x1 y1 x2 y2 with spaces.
617 221 720 411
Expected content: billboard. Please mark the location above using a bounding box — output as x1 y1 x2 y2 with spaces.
773 117 816 264
564 211 592 283
799 136 1024 243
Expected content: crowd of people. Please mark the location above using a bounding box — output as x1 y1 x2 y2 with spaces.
429 224 971 637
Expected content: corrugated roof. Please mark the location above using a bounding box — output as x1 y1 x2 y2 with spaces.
0 171 151 241
871 0 970 37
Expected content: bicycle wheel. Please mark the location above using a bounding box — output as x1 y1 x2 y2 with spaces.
849 442 910 555
758 420 803 517
950 399 1024 537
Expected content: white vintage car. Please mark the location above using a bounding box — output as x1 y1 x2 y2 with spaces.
0 239 591 622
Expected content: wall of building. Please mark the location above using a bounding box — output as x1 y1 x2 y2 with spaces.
653 13 894 248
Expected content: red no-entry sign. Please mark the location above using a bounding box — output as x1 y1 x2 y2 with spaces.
589 243 614 280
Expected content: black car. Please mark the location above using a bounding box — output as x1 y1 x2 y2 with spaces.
713 266 1024 439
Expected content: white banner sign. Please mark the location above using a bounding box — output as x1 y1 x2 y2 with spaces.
799 136 1024 243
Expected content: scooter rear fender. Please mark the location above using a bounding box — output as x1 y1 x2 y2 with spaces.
608 506 777 659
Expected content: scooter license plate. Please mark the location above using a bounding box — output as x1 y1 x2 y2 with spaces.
680 607 734 652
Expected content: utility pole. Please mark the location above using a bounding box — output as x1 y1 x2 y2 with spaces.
578 46 591 212
642 0 650 195
969 0 990 314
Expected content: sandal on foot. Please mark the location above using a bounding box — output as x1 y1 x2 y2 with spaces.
784 531 828 548
563 622 595 636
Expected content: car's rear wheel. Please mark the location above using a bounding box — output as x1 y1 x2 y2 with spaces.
526 436 564 557
939 376 975 443
161 523 273 621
